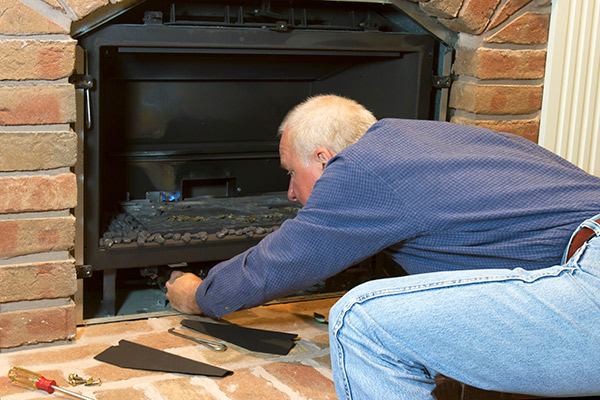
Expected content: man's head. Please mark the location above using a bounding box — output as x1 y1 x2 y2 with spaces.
278 94 377 205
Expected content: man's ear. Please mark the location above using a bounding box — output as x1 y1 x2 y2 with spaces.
314 147 334 172
315 147 334 164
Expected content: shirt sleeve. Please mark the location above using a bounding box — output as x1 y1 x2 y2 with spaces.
195 154 418 318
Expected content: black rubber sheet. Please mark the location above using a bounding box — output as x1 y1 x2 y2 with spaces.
181 319 298 355
94 339 232 377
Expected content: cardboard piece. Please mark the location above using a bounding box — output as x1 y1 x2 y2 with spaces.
94 340 232 377
181 319 298 355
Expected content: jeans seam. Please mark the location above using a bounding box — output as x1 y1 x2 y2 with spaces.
331 304 353 400
348 267 575 305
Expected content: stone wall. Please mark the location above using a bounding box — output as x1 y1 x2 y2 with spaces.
0 0 551 349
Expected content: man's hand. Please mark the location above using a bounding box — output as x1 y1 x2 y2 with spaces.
165 271 204 315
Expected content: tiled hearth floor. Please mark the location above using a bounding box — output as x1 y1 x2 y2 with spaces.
0 298 337 400
0 296 590 400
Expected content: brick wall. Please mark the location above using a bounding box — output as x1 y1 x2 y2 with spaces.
0 0 551 350
405 0 551 141
446 0 551 142
0 0 79 349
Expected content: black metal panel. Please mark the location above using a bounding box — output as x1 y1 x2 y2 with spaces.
78 2 435 272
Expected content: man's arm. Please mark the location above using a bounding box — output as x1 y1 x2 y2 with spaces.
192 155 414 318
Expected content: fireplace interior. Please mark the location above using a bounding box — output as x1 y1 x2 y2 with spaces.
75 0 441 319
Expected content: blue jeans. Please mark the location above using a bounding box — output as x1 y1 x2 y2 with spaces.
329 214 600 399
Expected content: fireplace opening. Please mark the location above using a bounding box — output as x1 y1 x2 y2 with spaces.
75 0 442 320
182 177 236 198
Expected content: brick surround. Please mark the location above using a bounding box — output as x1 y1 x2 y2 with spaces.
0 0 551 350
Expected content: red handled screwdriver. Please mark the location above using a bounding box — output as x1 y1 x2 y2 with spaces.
8 367 94 400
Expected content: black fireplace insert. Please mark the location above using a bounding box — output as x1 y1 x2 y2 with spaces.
75 0 439 317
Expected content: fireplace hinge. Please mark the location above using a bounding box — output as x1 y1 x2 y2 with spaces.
76 264 94 279
432 75 452 89
70 74 94 90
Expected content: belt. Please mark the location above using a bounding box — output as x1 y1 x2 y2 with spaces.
565 218 600 261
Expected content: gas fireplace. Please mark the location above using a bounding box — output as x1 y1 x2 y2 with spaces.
75 0 438 318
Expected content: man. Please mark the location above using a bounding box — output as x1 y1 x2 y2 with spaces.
167 94 600 399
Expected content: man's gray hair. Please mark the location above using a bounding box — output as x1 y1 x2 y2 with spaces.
278 94 377 166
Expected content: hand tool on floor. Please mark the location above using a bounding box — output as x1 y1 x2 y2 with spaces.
168 327 227 351
8 367 94 400
313 312 328 324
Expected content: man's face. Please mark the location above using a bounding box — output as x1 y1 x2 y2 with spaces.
279 129 326 206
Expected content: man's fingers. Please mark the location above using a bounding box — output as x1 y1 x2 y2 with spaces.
165 271 184 301
166 270 185 288
169 270 185 281
164 271 204 315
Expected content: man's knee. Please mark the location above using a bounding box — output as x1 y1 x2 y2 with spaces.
329 275 418 324
328 279 375 331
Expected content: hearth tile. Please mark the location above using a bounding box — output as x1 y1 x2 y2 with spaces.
7 343 109 367
216 368 291 400
154 376 220 399
263 361 336 399
80 319 155 338
93 387 151 400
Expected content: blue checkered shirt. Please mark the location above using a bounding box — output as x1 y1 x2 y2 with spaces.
196 119 600 318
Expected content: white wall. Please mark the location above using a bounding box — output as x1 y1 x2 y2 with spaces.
539 0 600 177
